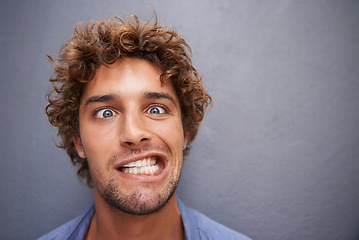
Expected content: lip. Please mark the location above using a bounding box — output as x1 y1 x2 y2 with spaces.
113 152 169 182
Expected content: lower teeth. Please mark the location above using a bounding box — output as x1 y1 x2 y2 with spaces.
120 164 160 175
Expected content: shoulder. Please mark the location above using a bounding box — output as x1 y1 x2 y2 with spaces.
37 215 82 240
37 204 95 240
177 198 251 240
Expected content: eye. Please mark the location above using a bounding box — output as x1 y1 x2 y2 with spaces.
95 109 115 119
147 106 166 114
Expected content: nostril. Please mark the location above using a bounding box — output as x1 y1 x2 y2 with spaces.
124 141 135 146
123 138 148 146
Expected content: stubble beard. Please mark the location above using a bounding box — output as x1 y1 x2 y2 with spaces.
99 176 180 216
91 145 183 215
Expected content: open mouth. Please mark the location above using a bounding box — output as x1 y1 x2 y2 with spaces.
118 156 164 176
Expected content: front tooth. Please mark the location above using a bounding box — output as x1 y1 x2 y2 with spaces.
133 167 138 174
129 168 133 174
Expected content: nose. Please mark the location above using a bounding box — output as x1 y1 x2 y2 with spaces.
119 112 151 147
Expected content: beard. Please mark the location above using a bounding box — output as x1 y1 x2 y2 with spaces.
89 145 183 215
99 176 179 215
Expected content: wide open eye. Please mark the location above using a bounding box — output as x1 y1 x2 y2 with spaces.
147 106 166 114
95 109 114 119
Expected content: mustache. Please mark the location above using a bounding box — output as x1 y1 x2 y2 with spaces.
108 145 171 165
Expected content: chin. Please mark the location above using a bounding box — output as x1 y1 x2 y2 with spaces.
98 177 179 216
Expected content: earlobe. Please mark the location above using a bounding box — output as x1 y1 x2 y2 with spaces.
72 134 86 158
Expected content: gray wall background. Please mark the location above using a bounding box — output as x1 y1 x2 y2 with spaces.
1 1 359 239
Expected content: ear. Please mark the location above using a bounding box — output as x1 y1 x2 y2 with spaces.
73 133 86 158
183 131 189 150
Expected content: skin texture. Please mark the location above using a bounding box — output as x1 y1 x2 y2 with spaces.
73 58 187 240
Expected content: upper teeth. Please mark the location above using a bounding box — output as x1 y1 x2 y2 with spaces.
122 157 156 168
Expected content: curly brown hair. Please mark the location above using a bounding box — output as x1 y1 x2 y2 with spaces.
46 15 212 187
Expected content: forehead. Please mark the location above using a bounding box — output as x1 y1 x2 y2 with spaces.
81 58 178 103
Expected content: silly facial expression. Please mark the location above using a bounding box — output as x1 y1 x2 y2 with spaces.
73 58 188 215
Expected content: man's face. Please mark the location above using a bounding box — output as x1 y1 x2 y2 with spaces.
73 58 188 215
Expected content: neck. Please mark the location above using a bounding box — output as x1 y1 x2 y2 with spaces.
85 191 184 240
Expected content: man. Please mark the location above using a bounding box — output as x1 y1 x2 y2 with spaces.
40 14 251 240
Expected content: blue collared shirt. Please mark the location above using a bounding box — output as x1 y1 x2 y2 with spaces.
38 197 251 240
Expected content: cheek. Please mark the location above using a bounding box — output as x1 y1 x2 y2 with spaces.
80 122 118 158
153 121 185 148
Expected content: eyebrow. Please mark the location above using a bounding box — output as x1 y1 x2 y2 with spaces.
83 92 176 107
144 92 176 106
84 95 115 106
